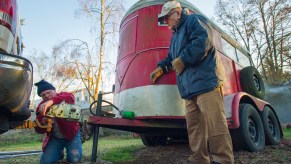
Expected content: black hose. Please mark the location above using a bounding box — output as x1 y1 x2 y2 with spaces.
89 100 121 116
102 100 121 114
89 100 99 116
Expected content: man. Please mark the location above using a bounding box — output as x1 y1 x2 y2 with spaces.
34 79 82 164
150 1 234 163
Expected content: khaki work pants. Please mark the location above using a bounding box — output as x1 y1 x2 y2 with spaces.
185 87 234 164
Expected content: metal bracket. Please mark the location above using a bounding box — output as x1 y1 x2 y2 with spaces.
46 101 81 121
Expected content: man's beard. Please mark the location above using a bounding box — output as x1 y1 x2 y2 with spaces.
169 19 180 31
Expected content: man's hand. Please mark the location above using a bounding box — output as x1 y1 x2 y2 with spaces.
39 100 54 116
150 67 163 83
41 117 49 125
172 57 185 75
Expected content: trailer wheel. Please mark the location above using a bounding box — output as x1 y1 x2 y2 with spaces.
240 66 265 99
260 106 281 145
140 134 167 146
237 103 265 152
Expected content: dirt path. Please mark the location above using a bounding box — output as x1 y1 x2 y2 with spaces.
118 138 291 164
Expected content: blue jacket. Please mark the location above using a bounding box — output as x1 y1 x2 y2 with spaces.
158 12 225 99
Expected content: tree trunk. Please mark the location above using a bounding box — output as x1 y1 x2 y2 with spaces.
94 0 105 101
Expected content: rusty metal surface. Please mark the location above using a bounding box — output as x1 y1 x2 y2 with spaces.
88 116 187 135
0 53 33 134
0 53 33 113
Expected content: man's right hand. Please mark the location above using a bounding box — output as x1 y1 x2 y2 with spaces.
150 67 163 83
39 100 54 116
41 117 49 125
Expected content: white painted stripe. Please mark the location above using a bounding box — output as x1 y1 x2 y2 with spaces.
114 85 185 117
0 11 12 26
0 25 14 53
114 85 233 119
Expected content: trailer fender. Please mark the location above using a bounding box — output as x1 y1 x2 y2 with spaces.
224 92 270 129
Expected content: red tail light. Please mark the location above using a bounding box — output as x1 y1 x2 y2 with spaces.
0 0 17 35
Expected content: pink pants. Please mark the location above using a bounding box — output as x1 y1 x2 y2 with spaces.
185 87 234 164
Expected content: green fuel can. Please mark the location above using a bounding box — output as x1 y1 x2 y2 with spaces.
121 111 135 119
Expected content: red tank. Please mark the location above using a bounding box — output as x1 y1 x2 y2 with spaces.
114 1 185 118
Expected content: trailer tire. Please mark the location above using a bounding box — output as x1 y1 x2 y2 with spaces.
230 129 243 151
240 66 265 99
140 135 167 146
237 103 265 152
260 106 281 145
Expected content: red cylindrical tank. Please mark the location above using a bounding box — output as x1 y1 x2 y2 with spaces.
114 0 187 117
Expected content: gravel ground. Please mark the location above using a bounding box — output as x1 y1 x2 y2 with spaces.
116 138 291 164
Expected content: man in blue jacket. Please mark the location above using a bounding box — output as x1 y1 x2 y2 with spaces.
150 1 234 163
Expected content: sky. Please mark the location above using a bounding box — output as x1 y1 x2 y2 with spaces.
18 0 216 58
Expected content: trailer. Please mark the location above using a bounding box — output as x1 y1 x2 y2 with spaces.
88 0 282 161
